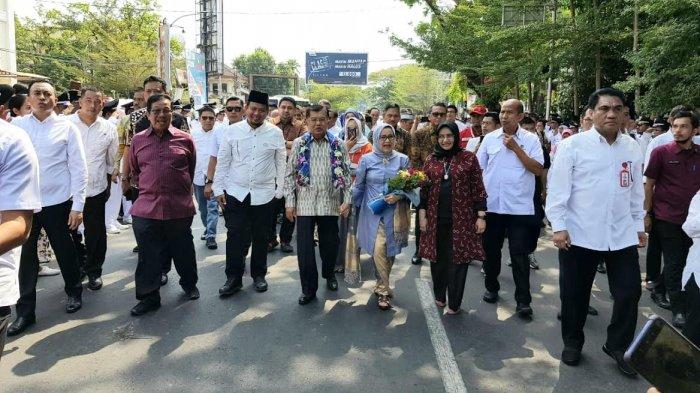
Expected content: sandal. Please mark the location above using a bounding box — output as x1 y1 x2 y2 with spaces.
377 295 392 311
435 299 446 308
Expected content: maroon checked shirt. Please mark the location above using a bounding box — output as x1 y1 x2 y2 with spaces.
129 126 196 220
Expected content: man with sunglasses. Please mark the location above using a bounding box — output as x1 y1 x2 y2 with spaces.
192 106 219 250
203 97 245 200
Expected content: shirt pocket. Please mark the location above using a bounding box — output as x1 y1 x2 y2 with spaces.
168 145 189 171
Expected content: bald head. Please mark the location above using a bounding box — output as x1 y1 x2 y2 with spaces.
502 99 524 114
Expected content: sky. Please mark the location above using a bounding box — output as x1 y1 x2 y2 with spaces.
18 0 430 76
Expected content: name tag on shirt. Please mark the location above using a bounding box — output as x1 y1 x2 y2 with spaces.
620 162 631 188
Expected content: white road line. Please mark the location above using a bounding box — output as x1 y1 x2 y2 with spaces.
415 278 468 393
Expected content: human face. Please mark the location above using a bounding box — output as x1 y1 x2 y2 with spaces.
383 108 400 128
78 90 104 118
200 110 216 131
147 99 172 132
143 81 165 101
28 82 56 116
294 108 304 122
246 102 268 128
446 107 457 122
581 114 593 131
437 127 455 151
327 114 337 130
378 127 396 154
13 99 31 117
399 119 412 130
133 91 146 109
481 117 499 133
430 105 447 127
535 121 545 133
521 123 535 133
279 100 294 122
672 117 696 144
499 99 524 131
225 100 244 123
345 119 359 140
308 109 329 140
370 108 380 125
216 112 225 122
638 123 649 133
470 113 484 130
589 95 625 135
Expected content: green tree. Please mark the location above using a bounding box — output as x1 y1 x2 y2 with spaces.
305 83 364 111
233 48 300 96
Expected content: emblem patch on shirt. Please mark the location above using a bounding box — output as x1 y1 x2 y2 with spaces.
620 162 630 187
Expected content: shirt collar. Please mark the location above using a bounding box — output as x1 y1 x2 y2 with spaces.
30 112 57 124
588 126 623 144
670 141 700 155
145 125 177 137
494 126 527 139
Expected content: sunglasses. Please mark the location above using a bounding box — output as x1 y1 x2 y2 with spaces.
226 106 243 112
200 116 215 121
431 112 447 117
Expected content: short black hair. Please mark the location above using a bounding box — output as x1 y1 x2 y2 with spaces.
587 87 627 109
279 96 296 107
308 104 329 117
384 103 400 112
133 87 145 94
447 104 458 112
521 116 535 125
226 96 243 106
13 83 28 95
27 79 53 93
483 111 500 125
79 86 100 97
672 110 699 128
431 102 447 113
8 94 28 117
142 75 167 91
369 107 379 113
198 106 216 116
146 94 172 112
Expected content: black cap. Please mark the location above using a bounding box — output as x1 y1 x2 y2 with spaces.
103 99 119 111
207 101 218 108
123 101 135 110
0 84 14 106
57 91 70 104
172 99 182 109
68 90 80 102
248 90 268 106
549 115 562 124
637 116 651 125
182 104 192 111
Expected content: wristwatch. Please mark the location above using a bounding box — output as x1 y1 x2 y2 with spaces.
205 177 214 185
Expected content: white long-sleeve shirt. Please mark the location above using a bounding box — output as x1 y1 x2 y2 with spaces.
191 127 215 186
13 113 88 211
545 128 645 251
212 120 286 206
68 113 118 197
476 126 544 215
682 192 700 287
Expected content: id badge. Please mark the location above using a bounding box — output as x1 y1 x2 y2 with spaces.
620 162 630 188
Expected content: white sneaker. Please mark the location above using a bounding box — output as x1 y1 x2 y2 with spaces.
38 265 61 276
107 225 121 234
116 223 131 230
122 217 133 224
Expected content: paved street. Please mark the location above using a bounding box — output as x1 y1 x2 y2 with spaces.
1 219 663 392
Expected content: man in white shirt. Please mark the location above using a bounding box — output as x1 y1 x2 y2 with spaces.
0 91 42 360
8 80 88 337
68 87 118 291
465 111 499 153
213 90 286 296
546 88 646 376
191 106 219 250
476 99 544 319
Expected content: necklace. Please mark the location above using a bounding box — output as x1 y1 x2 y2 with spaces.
443 158 451 180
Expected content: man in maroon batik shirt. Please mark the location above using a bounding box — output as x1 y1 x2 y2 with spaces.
128 94 199 316
644 110 700 328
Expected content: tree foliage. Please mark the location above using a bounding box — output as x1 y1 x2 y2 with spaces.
233 48 300 96
15 0 182 96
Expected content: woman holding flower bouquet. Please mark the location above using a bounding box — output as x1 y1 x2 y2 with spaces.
353 125 412 310
419 122 487 314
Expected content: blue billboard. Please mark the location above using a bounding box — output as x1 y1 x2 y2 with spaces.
305 52 368 85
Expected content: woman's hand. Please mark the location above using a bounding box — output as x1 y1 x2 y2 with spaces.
346 136 357 151
418 209 427 232
384 194 400 205
475 217 486 234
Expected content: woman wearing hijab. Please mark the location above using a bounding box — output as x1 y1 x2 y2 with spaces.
353 125 410 310
418 122 487 314
336 117 374 274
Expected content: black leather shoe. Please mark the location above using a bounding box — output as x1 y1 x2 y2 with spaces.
267 239 279 252
130 299 161 316
87 276 103 291
672 313 687 328
7 315 36 336
280 242 294 253
132 245 139 253
411 254 422 265
602 345 637 377
65 295 82 313
596 261 607 274
561 347 581 366
219 277 242 297
160 273 168 286
253 277 268 292
206 238 218 250
482 290 499 303
298 294 316 305
650 292 671 310
200 234 206 241
516 303 533 319
327 278 339 291
184 286 200 300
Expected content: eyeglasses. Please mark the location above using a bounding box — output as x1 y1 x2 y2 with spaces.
200 116 215 121
226 106 243 112
431 112 447 117
438 135 454 141
379 135 396 141
150 109 172 115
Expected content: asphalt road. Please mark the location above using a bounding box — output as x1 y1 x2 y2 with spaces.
1 218 665 393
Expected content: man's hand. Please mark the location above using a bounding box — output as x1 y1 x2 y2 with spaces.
553 230 571 250
121 179 131 196
475 217 486 234
418 209 427 232
67 211 83 230
339 203 351 218
216 194 227 210
285 207 296 222
111 169 120 183
503 134 521 152
644 215 652 233
638 231 648 248
204 184 214 199
384 194 399 205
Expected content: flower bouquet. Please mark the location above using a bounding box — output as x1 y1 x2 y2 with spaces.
367 169 426 215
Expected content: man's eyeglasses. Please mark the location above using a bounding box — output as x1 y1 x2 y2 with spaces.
431 112 447 117
150 109 172 115
226 106 243 112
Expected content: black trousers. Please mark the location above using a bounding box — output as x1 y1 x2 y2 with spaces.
413 208 421 256
224 194 273 279
653 219 692 314
645 217 663 283
0 306 10 363
559 245 641 351
132 216 197 300
483 213 534 305
683 275 700 347
17 199 83 318
431 220 468 311
296 216 339 296
83 187 109 278
268 197 295 244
